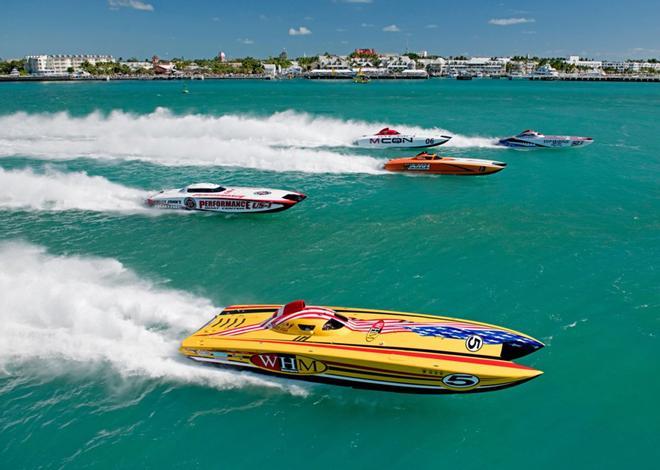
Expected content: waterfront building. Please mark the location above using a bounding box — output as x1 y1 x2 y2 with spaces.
25 54 115 75
417 57 446 75
151 56 176 74
350 56 378 68
263 63 279 76
319 55 351 70
601 60 660 73
445 57 509 76
566 56 603 69
281 61 303 76
380 54 416 72
119 61 152 72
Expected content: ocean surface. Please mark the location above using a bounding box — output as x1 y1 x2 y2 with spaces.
0 79 658 469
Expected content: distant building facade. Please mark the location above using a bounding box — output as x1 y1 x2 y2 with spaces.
25 54 115 75
445 57 509 76
566 56 603 69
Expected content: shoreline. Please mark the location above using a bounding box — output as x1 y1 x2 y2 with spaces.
1 74 659 83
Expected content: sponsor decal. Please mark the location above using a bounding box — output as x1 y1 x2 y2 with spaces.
365 320 384 342
184 197 196 210
152 199 182 209
250 354 327 375
369 137 415 144
465 334 483 352
253 191 271 195
406 163 430 171
198 199 273 210
421 368 443 376
543 139 570 147
442 373 480 388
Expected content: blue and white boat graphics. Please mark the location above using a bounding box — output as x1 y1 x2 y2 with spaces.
499 130 593 149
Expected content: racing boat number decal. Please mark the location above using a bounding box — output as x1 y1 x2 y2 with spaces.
442 373 480 388
250 354 327 375
465 335 483 352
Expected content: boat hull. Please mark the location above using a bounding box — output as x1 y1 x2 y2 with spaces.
146 196 299 213
180 304 543 394
499 136 594 148
354 135 451 149
146 186 306 214
187 353 538 394
384 157 506 175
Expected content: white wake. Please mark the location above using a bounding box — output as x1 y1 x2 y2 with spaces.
0 109 498 173
0 167 149 212
0 242 304 395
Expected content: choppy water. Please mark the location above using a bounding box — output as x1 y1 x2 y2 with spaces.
0 79 658 469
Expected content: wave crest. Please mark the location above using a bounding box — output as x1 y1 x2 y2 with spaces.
0 242 304 395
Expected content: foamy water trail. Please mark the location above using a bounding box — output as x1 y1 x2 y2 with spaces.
0 242 305 395
0 109 497 173
0 109 384 173
0 167 151 212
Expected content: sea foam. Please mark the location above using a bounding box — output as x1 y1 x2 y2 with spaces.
0 242 305 395
0 166 150 212
0 108 497 173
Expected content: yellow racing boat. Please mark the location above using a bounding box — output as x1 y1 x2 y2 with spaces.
180 300 544 394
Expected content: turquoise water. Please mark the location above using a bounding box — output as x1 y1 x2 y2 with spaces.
0 80 658 469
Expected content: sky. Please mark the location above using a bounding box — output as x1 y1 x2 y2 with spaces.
1 0 659 60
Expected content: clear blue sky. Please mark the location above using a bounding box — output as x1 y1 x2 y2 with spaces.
2 0 659 60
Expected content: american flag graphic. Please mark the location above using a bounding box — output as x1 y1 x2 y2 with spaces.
406 325 540 346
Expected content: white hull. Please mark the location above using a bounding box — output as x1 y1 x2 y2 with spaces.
147 184 305 214
354 134 451 149
499 131 593 149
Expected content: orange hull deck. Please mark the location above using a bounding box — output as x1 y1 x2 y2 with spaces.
384 154 507 175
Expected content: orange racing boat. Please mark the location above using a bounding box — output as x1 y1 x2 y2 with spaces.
384 152 507 175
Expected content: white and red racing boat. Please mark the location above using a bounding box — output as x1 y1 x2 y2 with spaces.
354 128 452 149
146 183 306 214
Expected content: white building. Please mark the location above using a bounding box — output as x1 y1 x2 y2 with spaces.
601 60 660 73
282 61 303 76
445 57 509 76
566 56 602 69
417 57 446 75
263 63 279 76
25 54 115 75
119 61 152 72
380 54 416 72
318 55 350 70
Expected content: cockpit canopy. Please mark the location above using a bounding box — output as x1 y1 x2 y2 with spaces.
270 300 348 335
518 129 540 137
413 152 439 160
183 183 226 193
375 127 401 136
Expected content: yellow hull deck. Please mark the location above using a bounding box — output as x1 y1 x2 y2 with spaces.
180 303 544 394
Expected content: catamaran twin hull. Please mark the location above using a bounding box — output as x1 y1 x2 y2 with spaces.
180 301 544 394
